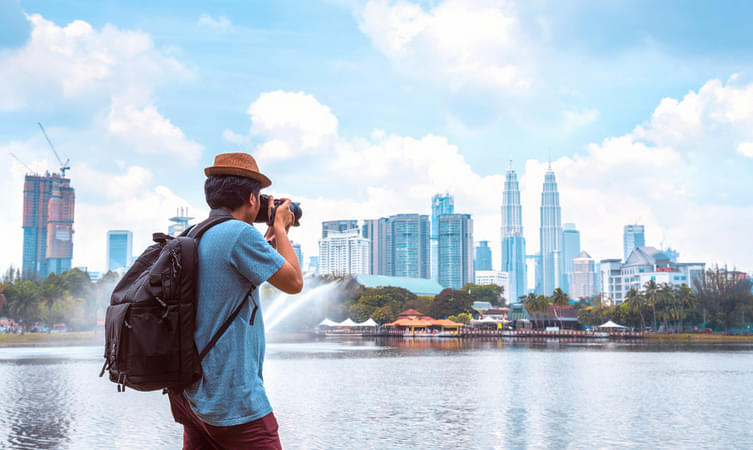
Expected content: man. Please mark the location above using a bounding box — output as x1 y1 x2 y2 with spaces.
169 152 303 449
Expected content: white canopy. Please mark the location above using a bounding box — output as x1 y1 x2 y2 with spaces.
358 318 378 327
598 320 627 329
338 318 358 327
318 318 339 327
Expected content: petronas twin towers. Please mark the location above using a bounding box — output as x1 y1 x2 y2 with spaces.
501 162 563 302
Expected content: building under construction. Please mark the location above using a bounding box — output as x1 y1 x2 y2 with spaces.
22 172 75 279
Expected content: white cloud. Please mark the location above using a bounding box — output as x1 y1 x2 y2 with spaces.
106 97 204 164
246 90 338 162
197 14 233 31
358 0 530 93
563 108 599 133
737 142 753 158
221 129 251 146
0 14 191 110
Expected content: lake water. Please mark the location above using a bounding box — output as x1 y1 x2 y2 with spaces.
1 337 752 449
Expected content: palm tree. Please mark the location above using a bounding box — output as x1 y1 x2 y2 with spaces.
551 288 570 329
623 288 645 332
658 283 675 331
643 279 660 331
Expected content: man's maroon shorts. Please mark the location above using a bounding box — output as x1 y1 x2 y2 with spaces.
168 390 282 449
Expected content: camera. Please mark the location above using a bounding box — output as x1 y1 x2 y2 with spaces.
255 194 302 226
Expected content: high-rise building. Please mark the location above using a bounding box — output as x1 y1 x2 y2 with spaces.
362 218 389 275
168 208 194 237
322 220 358 238
500 163 527 303
539 164 563 296
571 251 596 299
561 223 581 295
431 193 454 281
623 224 645 262
386 214 431 279
22 173 75 279
475 241 492 271
317 229 369 276
107 230 133 272
438 213 473 289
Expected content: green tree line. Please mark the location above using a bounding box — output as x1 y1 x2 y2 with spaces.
326 282 505 325
0 267 121 330
577 267 753 332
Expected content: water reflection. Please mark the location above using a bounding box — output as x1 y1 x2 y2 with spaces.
0 341 752 448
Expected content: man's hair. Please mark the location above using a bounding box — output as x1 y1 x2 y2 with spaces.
204 175 262 210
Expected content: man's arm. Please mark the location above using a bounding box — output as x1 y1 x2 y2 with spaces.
267 199 303 294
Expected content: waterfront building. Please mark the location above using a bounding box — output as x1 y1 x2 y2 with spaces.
106 230 133 272
431 193 454 281
539 164 563 296
561 223 581 295
437 213 473 289
500 163 527 302
317 229 369 276
527 253 542 296
620 247 705 297
291 241 303 268
168 208 193 237
571 251 596 299
475 241 492 271
623 224 645 262
362 218 389 275
22 172 75 279
475 270 510 303
322 219 358 238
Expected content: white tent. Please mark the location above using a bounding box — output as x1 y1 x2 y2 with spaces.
598 320 627 329
338 318 358 327
358 318 378 327
318 318 339 327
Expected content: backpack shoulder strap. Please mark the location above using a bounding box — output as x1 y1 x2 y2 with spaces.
183 214 234 240
198 283 257 361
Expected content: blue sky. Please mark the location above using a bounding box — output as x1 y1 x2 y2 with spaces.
2 0 753 273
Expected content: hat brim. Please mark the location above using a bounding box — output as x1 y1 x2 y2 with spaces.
204 166 272 188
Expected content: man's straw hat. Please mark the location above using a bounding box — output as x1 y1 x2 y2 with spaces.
204 153 271 188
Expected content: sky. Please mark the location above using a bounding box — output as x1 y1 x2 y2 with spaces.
1 0 753 274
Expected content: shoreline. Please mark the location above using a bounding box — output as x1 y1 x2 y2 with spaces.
0 331 104 347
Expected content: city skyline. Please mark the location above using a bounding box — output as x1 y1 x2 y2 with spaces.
2 1 753 274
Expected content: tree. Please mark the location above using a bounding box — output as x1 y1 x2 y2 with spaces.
448 312 471 324
550 288 570 329
694 266 753 332
429 289 474 319
462 283 505 307
643 279 660 331
623 288 646 332
5 280 42 326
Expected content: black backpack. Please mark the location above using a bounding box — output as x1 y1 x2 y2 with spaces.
99 214 256 392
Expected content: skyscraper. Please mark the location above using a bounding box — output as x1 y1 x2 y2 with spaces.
500 163 527 302
362 218 389 275
22 173 75 279
386 214 431 279
322 220 359 238
438 213 473 289
561 223 581 295
474 241 492 271
571 251 596 299
539 164 563 296
317 229 369 276
623 224 645 262
431 193 454 281
291 241 303 268
107 230 133 272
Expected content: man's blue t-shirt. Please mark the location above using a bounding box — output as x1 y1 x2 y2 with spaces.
184 217 285 427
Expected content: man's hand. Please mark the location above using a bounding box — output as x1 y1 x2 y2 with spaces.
273 198 294 232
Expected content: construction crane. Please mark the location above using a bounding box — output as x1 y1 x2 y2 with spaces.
10 152 35 174
37 122 71 177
